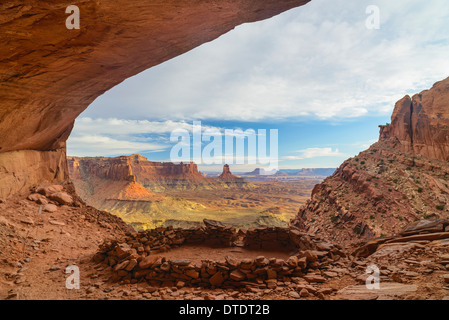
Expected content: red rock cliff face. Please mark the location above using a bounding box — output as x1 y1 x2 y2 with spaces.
68 156 135 182
293 77 449 244
0 0 311 198
379 77 449 161
68 154 211 190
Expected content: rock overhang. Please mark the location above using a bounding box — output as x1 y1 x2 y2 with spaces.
0 0 311 198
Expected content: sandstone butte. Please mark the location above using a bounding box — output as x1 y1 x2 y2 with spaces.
218 164 244 183
0 0 311 199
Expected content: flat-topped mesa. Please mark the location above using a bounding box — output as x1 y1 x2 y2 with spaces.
379 77 449 161
0 0 311 199
129 156 203 181
68 156 136 182
68 155 210 190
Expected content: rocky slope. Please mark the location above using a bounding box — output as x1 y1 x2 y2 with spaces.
292 77 449 244
4 183 449 300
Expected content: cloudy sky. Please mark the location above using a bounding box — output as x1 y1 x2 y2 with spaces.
68 0 449 172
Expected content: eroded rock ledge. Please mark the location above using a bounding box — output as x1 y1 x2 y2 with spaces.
0 0 310 198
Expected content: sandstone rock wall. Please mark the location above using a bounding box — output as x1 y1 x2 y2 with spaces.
379 77 449 161
0 148 68 198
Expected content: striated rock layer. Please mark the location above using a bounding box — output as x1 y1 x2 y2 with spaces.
68 154 214 192
0 0 311 198
292 77 449 244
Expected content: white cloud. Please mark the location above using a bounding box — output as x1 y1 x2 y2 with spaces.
67 135 167 157
283 147 347 160
81 0 449 123
67 118 220 157
72 118 219 136
67 118 263 157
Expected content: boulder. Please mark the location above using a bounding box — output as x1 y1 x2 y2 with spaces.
43 204 58 213
48 192 73 205
37 185 64 197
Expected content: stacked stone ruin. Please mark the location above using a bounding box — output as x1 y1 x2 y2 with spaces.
94 219 346 288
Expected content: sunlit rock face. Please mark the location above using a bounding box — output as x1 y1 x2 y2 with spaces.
67 154 211 191
379 77 449 161
0 0 310 198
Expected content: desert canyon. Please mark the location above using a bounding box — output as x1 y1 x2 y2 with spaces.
2 0 449 302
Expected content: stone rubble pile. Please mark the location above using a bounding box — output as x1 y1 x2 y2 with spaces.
26 184 74 213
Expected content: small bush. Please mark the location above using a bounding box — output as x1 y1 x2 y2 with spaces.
436 204 445 211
